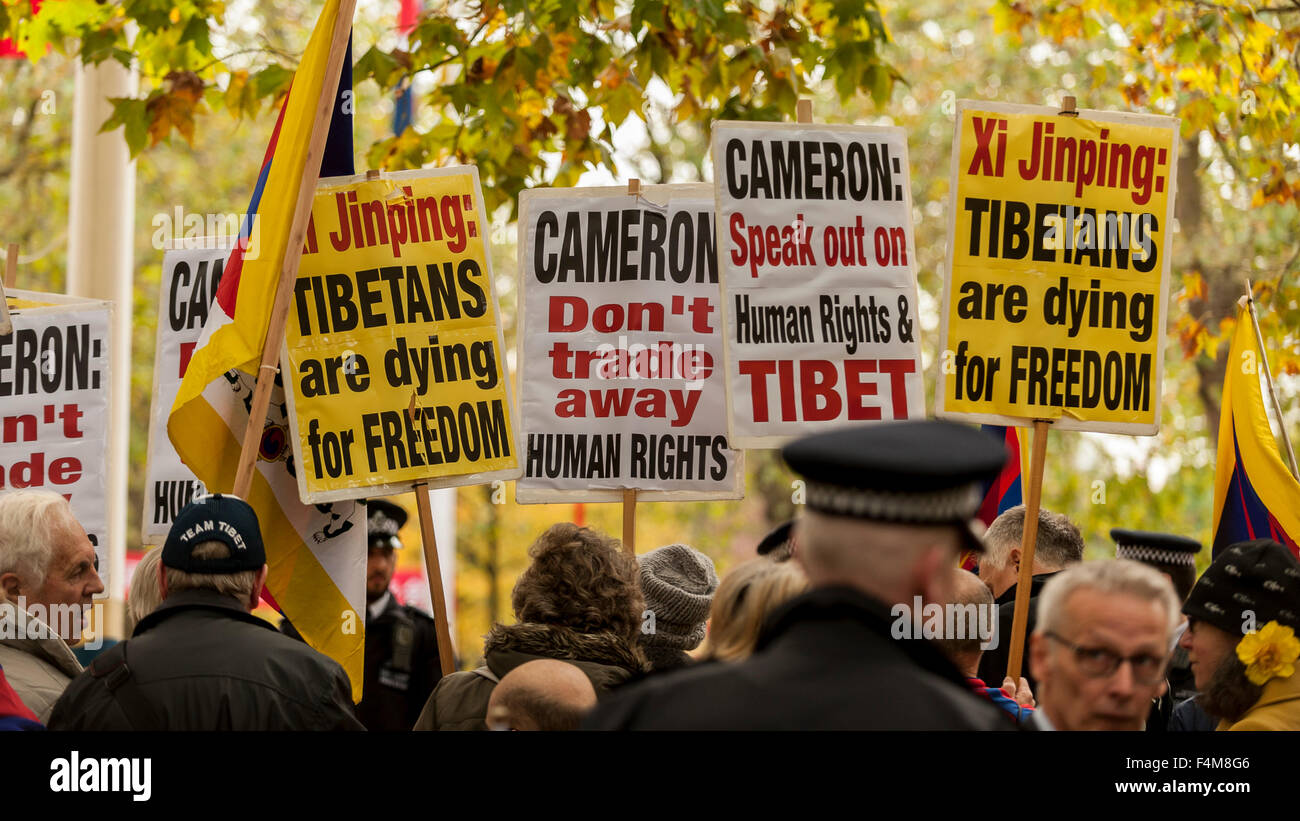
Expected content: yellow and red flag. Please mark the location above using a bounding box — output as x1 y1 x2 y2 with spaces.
1211 308 1300 559
167 0 368 698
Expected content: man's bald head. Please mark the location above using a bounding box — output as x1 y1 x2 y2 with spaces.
487 659 598 731
934 568 996 676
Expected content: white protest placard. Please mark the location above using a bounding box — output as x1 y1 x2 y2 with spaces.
712 121 925 448
1 290 112 581
516 184 742 502
142 240 230 543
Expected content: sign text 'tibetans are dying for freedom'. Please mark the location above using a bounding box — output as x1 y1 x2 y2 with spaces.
937 102 1178 435
283 168 518 502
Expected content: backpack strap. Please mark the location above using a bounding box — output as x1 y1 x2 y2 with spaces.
89 642 161 730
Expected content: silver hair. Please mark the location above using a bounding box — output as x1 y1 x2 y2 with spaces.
982 505 1084 572
0 489 74 586
1035 559 1181 640
126 548 165 633
163 541 259 601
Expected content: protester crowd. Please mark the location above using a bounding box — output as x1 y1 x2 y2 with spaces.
1 419 1297 731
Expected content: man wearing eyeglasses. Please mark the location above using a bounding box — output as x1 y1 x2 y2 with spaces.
1027 559 1181 731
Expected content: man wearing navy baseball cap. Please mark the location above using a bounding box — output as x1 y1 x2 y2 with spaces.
48 494 364 730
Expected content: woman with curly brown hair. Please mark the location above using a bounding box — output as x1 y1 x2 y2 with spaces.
414 522 649 730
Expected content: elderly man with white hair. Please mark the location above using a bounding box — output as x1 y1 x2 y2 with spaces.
0 489 104 721
1028 559 1181 731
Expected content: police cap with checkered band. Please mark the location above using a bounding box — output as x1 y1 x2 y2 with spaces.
781 420 1009 553
1110 529 1202 567
367 498 409 550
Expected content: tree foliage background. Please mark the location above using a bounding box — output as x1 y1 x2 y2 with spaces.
1 0 1296 662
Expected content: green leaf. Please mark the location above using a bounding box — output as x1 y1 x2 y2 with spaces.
252 64 293 100
179 16 211 60
354 46 404 88
99 95 151 157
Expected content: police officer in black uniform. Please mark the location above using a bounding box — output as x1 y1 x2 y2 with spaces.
282 499 445 730
583 421 1016 730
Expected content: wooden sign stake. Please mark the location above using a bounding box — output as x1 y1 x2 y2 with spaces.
402 394 456 676
622 488 636 556
1005 419 1050 682
414 479 458 677
4 243 17 288
796 99 813 123
231 0 358 499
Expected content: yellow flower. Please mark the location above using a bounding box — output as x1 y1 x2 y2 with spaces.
1236 622 1300 687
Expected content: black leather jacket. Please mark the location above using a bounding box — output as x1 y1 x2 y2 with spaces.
48 589 364 731
584 586 1017 730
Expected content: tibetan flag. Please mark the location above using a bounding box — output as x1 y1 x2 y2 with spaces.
961 425 1024 571
1211 308 1300 559
167 0 369 699
977 426 1024 525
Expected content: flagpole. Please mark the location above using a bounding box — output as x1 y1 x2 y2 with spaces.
232 0 358 498
1243 279 1299 481
1005 419 1050 683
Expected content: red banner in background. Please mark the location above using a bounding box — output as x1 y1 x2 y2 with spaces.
0 1 42 59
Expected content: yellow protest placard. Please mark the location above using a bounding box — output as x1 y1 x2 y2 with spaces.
936 101 1179 435
282 167 520 503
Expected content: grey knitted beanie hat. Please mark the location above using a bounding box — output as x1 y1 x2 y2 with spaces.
638 543 719 651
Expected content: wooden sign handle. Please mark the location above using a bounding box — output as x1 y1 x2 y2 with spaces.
796 99 813 123
414 482 457 677
621 488 636 556
1005 419 1050 682
4 243 16 288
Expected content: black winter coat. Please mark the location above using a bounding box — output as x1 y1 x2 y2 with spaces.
281 592 445 730
47 589 364 731
582 586 1016 730
356 594 443 731
976 572 1060 692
